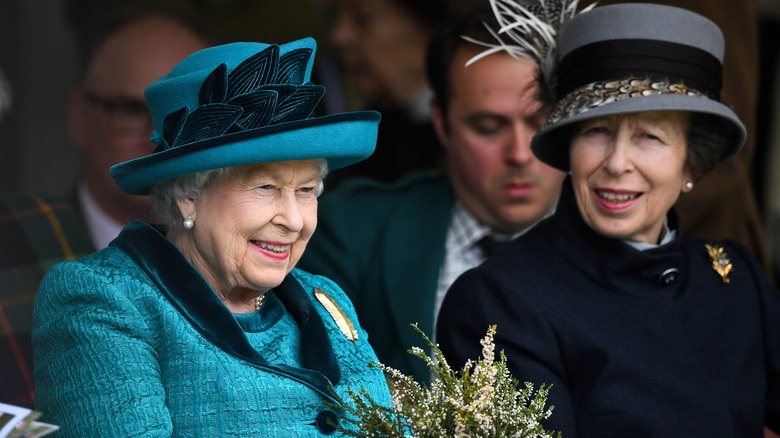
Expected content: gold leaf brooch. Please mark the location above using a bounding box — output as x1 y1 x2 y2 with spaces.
705 244 732 284
315 288 359 342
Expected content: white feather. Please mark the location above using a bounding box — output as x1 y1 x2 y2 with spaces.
466 0 597 97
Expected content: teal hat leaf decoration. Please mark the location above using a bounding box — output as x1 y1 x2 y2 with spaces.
199 63 228 105
230 90 278 130
176 104 243 146
262 84 297 99
158 107 189 151
278 48 313 84
272 84 324 124
157 44 325 149
227 45 279 100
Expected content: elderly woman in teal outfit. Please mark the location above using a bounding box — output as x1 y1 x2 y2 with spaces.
32 38 390 437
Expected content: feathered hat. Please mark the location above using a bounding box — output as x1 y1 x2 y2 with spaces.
109 38 380 195
476 1 745 171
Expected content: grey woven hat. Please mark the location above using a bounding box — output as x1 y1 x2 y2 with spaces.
526 3 746 171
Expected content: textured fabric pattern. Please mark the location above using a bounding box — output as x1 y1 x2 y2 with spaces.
438 179 780 437
33 222 389 437
0 192 94 408
434 201 490 332
547 78 706 125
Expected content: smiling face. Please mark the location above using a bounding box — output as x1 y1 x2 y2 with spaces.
433 47 565 234
176 160 320 303
569 111 693 244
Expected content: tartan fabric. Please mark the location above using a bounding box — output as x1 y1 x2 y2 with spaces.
0 192 94 408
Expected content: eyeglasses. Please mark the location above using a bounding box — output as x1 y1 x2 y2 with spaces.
82 89 152 135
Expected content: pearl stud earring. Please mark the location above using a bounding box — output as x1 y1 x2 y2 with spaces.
183 216 194 229
684 181 694 190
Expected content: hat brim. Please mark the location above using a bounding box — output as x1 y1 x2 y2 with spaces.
531 94 746 171
110 111 380 195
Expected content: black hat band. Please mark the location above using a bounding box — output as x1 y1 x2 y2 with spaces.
556 39 723 100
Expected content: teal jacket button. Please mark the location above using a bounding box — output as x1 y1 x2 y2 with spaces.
315 410 338 434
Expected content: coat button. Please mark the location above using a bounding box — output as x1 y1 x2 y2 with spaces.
657 268 679 286
315 410 339 434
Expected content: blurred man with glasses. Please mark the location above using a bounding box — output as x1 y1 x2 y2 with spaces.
67 7 210 249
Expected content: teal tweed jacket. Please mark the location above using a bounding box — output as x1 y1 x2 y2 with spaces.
0 192 94 408
33 221 390 437
299 171 453 382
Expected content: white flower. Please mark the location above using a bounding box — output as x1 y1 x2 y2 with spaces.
333 324 558 438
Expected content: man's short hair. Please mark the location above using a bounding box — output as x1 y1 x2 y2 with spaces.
425 6 500 119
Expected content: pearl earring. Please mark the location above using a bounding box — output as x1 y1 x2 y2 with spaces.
183 216 194 229
684 181 694 190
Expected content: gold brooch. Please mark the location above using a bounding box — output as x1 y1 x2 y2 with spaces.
314 288 359 342
705 244 732 284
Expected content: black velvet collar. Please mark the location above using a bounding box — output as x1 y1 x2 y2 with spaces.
111 221 341 402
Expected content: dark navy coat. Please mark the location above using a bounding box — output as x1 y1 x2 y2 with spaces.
438 179 780 437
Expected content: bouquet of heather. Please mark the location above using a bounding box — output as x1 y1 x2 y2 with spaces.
333 324 559 438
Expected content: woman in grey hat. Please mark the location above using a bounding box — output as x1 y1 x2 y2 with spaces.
437 2 780 436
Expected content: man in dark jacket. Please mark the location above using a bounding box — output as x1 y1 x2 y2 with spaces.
299 8 566 382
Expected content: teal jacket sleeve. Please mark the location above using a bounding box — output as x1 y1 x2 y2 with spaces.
33 261 173 437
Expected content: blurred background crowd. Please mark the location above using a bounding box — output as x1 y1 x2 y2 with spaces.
0 0 779 273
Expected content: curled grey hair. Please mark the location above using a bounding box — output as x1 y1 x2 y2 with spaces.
149 159 329 232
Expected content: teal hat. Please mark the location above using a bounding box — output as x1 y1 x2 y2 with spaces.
109 38 379 195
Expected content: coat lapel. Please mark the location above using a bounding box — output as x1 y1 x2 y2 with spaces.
112 221 340 403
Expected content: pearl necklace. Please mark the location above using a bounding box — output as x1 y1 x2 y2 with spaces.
255 293 266 311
